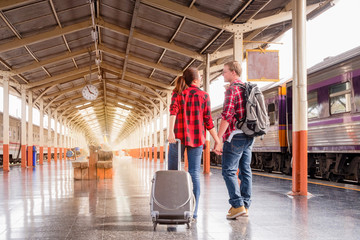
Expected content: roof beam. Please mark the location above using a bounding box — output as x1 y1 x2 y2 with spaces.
99 44 179 76
141 0 321 34
97 18 203 61
0 20 92 53
29 66 96 90
239 3 321 33
106 78 156 99
101 63 171 91
141 0 229 31
12 47 92 75
44 81 100 99
0 0 33 10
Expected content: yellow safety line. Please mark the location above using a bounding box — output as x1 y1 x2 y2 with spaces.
211 166 360 192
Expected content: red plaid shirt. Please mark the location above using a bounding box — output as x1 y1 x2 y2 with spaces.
170 85 214 147
221 80 245 141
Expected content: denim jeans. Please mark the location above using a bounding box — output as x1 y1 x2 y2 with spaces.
222 134 254 209
168 142 203 219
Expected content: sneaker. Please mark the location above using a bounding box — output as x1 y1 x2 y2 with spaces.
226 206 246 219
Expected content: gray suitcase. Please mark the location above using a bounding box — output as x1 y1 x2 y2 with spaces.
150 139 195 230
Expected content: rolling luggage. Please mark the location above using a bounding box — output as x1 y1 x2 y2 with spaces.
150 139 195 230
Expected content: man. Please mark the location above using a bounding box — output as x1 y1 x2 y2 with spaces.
216 61 255 219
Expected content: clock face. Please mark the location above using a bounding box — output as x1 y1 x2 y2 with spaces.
82 85 98 101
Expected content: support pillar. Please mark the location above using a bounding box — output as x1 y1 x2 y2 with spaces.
21 86 27 168
54 111 57 162
159 100 164 163
27 91 33 167
47 108 52 162
166 92 171 165
233 31 243 62
153 108 157 161
150 117 153 161
39 98 44 165
203 53 211 174
59 119 62 161
144 118 149 160
291 0 308 196
2 74 10 171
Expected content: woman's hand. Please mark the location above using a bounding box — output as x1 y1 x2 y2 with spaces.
213 140 223 155
168 132 176 143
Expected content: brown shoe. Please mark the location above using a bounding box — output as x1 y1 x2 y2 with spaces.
241 208 249 217
226 206 246 219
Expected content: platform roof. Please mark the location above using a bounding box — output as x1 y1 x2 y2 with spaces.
0 0 335 145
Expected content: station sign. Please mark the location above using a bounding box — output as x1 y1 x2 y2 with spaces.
246 49 279 82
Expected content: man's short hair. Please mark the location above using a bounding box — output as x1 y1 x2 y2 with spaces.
224 61 242 76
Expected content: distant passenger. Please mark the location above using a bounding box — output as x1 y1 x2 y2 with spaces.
216 61 255 219
168 67 221 221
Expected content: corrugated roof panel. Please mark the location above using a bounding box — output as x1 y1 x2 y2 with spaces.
22 69 49 82
4 52 35 69
100 2 133 29
126 61 153 77
102 53 124 69
46 60 76 76
151 71 175 84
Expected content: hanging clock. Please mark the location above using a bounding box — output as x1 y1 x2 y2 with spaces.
82 84 98 101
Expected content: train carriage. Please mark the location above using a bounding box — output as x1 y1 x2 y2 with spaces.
287 46 360 182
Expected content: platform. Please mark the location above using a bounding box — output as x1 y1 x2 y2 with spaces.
0 157 359 239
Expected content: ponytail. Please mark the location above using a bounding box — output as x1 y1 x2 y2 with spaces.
173 76 188 94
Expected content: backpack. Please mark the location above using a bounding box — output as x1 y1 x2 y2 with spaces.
234 82 270 137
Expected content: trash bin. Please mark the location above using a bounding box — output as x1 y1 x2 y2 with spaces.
32 145 37 167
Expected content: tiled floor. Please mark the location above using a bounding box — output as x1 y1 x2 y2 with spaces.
0 156 360 239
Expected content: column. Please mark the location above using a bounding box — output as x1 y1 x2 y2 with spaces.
233 31 243 62
166 92 171 142
139 121 142 158
159 100 164 163
203 53 211 174
2 74 10 171
149 117 153 161
47 108 52 162
142 119 146 159
39 98 44 165
27 91 33 167
153 108 157 161
54 111 58 162
146 118 149 160
291 0 308 196
21 86 27 168
59 119 62 161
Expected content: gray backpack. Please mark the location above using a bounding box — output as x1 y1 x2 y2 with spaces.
234 82 270 137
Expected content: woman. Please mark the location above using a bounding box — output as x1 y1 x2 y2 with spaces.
168 67 221 221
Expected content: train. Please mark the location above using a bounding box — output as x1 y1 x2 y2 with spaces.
210 46 360 183
0 114 61 165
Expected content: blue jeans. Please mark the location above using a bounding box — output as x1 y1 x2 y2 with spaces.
168 142 203 219
222 134 254 209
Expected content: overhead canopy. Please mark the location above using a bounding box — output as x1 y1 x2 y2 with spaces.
0 0 334 145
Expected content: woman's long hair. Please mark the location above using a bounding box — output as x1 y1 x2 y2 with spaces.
173 76 188 94
173 67 199 94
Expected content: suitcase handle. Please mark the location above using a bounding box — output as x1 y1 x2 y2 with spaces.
164 139 181 170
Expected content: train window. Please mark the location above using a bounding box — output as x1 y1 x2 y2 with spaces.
330 82 351 115
308 91 319 118
268 103 276 125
